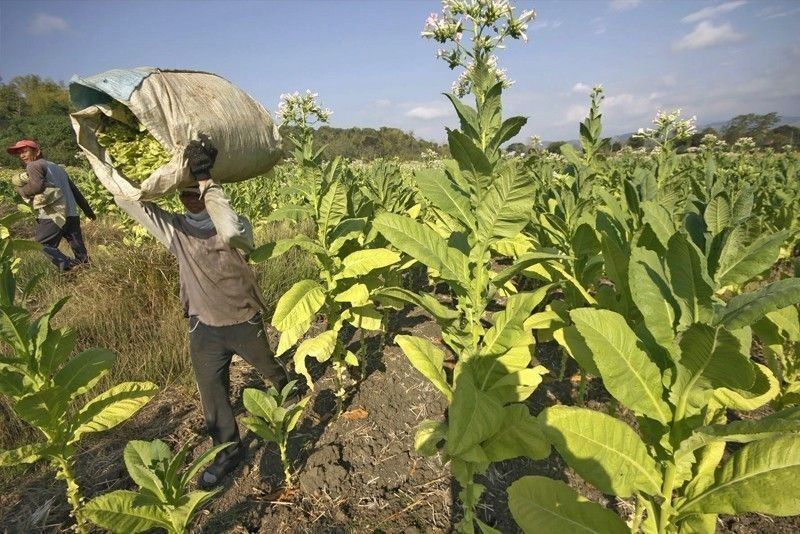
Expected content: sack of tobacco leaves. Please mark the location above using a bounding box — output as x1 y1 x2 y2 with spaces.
69 67 282 201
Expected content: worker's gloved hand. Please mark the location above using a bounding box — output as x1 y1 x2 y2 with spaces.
184 134 218 181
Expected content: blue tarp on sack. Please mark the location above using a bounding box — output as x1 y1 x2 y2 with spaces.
69 67 156 109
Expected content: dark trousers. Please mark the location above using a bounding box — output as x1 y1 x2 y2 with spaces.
36 216 89 271
188 313 287 448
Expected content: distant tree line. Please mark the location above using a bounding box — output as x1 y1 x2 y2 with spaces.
280 125 448 161
0 74 795 169
528 112 799 156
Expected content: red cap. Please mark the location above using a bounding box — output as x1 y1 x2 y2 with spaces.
6 140 40 155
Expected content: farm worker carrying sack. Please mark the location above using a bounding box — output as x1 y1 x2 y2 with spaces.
69 67 282 201
6 139 96 272
111 134 289 489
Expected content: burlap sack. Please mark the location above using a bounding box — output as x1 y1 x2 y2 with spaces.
69 68 282 201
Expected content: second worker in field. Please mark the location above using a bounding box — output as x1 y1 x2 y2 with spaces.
112 136 288 489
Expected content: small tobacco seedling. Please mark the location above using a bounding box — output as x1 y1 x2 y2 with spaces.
241 380 310 484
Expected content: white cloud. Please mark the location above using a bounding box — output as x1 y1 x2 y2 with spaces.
591 17 607 35
604 92 663 116
29 13 70 35
571 82 592 94
560 105 589 125
661 74 677 87
532 19 564 30
610 0 641 11
559 87 665 127
406 106 450 120
673 21 744 51
682 1 746 24
758 5 800 20
374 99 393 109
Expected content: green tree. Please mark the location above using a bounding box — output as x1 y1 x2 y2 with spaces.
0 75 77 167
9 75 70 116
628 134 645 149
722 112 780 145
0 114 79 167
506 142 527 154
767 125 800 149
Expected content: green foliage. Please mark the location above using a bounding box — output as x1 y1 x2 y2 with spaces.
540 226 800 532
0 75 76 167
0 217 157 533
255 108 401 404
83 439 230 533
241 380 310 483
0 113 79 168
752 305 800 408
509 476 629 534
374 58 556 533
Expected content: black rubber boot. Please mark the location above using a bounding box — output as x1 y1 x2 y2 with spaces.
198 443 243 490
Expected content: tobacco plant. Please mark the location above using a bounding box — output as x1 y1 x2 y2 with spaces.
683 153 790 296
83 439 231 533
520 88 611 347
0 225 157 533
241 380 310 484
520 231 800 533
253 92 400 404
372 4 568 530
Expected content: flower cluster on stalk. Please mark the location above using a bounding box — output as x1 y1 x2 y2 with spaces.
422 0 535 97
591 85 604 104
420 147 442 163
732 136 757 153
277 90 333 131
633 109 697 147
699 133 728 153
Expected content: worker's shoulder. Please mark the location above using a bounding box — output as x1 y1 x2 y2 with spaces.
25 159 48 174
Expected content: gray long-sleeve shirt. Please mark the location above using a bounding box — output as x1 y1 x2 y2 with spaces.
114 180 266 326
18 160 79 218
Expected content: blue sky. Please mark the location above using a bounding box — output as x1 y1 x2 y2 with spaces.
1 0 799 142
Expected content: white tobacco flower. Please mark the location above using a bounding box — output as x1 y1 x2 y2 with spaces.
518 9 536 25
733 137 756 152
635 109 696 144
481 0 508 25
278 90 332 128
425 1 530 97
701 133 719 144
444 0 467 15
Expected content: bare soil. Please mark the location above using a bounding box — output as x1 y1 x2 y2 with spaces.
1 308 799 533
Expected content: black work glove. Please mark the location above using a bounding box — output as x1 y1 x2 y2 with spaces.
184 134 218 181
